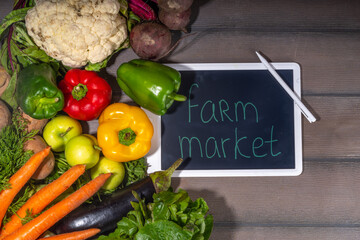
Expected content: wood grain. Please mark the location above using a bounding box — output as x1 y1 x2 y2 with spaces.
304 96 360 159
191 0 360 31
173 161 360 225
211 226 360 240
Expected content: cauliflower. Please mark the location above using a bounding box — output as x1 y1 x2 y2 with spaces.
25 0 128 68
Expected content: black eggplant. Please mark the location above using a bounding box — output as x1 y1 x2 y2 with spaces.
51 158 182 236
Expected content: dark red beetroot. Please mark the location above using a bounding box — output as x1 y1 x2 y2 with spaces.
159 7 191 32
158 0 193 13
130 22 172 60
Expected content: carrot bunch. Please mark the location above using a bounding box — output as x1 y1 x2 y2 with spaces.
0 147 110 240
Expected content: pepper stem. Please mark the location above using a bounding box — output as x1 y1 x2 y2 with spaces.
168 92 187 102
72 83 88 101
39 97 60 104
118 128 136 146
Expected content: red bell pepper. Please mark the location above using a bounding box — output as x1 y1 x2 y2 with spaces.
58 69 112 121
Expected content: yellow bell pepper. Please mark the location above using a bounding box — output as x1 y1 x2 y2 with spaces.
97 103 154 162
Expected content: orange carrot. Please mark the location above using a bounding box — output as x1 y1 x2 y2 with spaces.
0 165 86 238
37 228 100 240
0 147 51 225
3 173 111 240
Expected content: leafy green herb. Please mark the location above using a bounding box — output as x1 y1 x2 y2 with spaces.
20 209 35 225
0 110 39 223
0 110 37 190
97 189 213 240
123 157 148 187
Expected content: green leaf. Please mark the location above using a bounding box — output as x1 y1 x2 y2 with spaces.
0 8 31 40
85 39 130 72
26 0 36 7
13 22 36 46
123 157 147 186
153 189 189 206
127 11 141 32
203 215 214 240
118 0 129 18
97 217 135 239
1 69 18 109
152 202 170 221
22 46 53 62
150 158 183 193
1 41 11 74
117 217 140 236
134 220 193 240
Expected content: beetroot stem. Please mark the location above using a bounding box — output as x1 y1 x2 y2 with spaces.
128 0 156 21
7 0 28 72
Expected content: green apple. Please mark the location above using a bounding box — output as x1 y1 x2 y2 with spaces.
90 156 125 190
43 115 82 152
65 134 101 169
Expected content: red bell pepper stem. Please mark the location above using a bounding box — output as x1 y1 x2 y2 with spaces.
72 83 88 101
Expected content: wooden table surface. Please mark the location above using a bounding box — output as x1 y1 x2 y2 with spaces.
2 1 360 239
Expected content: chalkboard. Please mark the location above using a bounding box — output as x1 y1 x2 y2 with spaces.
146 63 302 177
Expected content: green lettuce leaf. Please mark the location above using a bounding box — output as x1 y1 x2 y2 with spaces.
135 220 193 240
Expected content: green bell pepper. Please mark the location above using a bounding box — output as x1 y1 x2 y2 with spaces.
16 63 64 119
116 59 186 115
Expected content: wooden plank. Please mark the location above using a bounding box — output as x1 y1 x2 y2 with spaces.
211 225 360 240
172 160 360 225
192 0 360 31
303 96 360 159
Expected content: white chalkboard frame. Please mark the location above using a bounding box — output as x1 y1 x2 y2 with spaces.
145 63 302 177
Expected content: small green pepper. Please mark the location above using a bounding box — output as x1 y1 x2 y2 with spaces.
116 59 186 115
16 63 64 119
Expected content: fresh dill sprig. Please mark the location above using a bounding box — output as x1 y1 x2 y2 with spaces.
0 110 37 191
0 110 37 223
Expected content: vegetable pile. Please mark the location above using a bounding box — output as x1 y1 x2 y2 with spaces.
0 0 212 239
0 147 110 240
